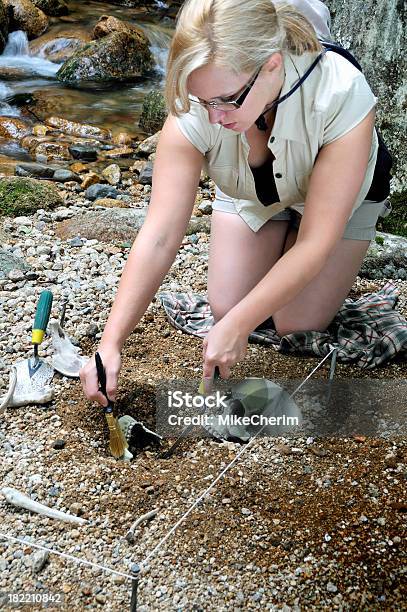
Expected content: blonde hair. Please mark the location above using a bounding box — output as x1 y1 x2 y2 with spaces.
165 0 322 116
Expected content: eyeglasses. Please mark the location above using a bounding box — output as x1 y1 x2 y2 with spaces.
189 66 262 111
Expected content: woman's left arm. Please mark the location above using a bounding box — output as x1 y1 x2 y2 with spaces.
203 108 376 378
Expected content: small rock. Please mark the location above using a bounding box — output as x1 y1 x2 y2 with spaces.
69 144 98 161
53 169 80 183
70 162 89 173
81 172 102 190
390 502 407 512
138 162 154 185
69 236 84 247
81 582 92 596
310 447 328 457
70 503 84 516
15 162 54 179
93 197 128 209
85 323 99 337
52 439 66 450
104 146 133 159
275 444 292 456
138 131 160 156
113 132 133 146
8 269 25 282
377 517 386 526
31 551 49 574
198 199 213 214
102 164 121 185
326 582 338 593
85 184 119 201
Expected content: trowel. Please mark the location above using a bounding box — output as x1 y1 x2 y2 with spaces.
1 290 54 410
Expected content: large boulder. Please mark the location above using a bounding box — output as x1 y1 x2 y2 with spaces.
56 30 154 84
0 0 9 53
4 0 48 40
377 190 407 238
55 209 210 243
139 90 167 134
31 0 68 16
360 232 407 280
29 30 91 63
0 177 63 217
326 0 406 191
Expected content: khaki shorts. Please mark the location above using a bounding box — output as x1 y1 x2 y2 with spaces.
212 189 392 241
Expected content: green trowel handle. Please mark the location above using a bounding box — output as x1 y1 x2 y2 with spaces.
32 290 53 345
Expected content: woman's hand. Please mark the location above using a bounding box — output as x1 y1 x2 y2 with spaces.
79 346 121 407
203 316 248 380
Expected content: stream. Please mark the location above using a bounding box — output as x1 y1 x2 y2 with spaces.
0 0 173 163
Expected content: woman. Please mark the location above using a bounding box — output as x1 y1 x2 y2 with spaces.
80 0 391 405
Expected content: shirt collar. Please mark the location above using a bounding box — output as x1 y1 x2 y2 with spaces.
271 51 319 145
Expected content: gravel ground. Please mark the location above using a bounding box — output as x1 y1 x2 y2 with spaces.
0 181 406 611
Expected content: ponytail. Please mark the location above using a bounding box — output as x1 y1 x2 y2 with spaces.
275 3 322 55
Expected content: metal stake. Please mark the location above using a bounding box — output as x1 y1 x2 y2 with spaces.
130 564 141 612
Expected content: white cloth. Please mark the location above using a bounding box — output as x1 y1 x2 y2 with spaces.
274 0 332 40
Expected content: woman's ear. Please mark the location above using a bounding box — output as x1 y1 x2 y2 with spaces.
263 52 283 74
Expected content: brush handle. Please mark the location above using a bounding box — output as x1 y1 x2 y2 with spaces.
95 352 113 411
198 366 220 395
32 290 53 345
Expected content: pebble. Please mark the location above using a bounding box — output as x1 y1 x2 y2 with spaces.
326 582 338 593
31 551 49 574
52 439 66 450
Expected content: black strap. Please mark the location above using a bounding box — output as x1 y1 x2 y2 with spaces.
255 48 327 129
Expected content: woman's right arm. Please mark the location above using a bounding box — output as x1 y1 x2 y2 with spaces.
80 115 204 405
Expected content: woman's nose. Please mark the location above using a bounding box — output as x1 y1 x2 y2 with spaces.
207 107 227 124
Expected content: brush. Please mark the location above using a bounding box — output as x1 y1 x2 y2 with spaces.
94 352 128 459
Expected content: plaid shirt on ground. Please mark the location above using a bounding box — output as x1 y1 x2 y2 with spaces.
159 282 407 369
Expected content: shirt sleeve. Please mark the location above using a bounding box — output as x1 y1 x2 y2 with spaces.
175 100 214 155
323 69 378 146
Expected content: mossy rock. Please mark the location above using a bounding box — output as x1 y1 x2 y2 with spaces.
32 0 68 15
0 177 63 217
377 191 407 238
139 90 167 134
56 30 154 84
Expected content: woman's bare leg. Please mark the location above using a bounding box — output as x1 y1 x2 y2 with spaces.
208 211 289 322
273 228 371 335
208 212 370 335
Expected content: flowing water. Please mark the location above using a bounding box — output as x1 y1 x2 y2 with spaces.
0 0 173 162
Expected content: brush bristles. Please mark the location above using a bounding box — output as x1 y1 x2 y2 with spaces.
105 413 128 459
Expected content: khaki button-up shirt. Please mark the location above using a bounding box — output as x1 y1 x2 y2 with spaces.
176 50 378 232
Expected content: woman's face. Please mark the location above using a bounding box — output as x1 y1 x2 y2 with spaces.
188 54 284 132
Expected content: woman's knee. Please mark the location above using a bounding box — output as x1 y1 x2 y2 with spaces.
208 295 234 323
273 313 328 337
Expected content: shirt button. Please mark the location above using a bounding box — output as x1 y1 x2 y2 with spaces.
270 136 275 143
275 173 282 179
